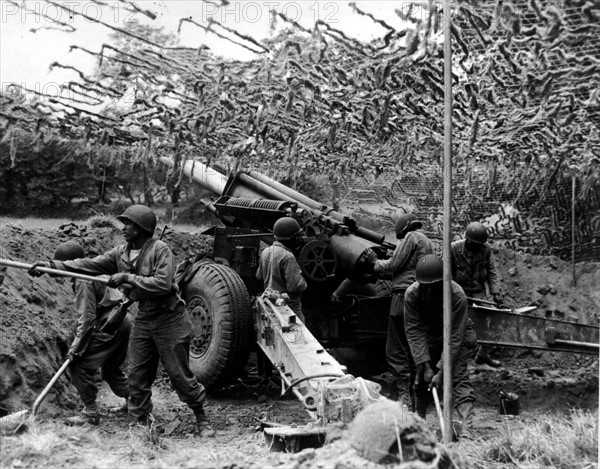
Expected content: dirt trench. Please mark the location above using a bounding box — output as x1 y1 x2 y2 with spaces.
0 219 213 418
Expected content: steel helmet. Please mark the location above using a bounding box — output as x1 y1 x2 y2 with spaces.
348 399 435 463
53 241 85 261
273 217 301 241
394 214 422 239
465 222 488 245
415 254 443 284
117 204 157 234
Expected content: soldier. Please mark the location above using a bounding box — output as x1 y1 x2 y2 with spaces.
372 214 434 412
53 241 131 426
451 221 504 367
256 217 307 322
404 254 477 436
30 205 215 437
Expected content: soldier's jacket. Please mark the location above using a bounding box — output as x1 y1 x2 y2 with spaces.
256 241 307 303
450 239 500 296
55 238 183 320
69 277 123 356
404 280 474 369
374 230 434 292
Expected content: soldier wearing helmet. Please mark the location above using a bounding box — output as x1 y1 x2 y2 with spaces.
29 205 215 437
49 241 131 426
256 217 307 322
451 221 503 367
370 213 434 412
404 254 477 438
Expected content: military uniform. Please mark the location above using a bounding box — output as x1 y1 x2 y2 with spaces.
256 241 307 322
450 239 501 298
374 230 434 409
67 278 131 416
404 280 477 419
451 238 503 366
55 238 207 420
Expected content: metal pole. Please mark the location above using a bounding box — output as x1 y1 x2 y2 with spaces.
442 0 454 445
572 174 576 287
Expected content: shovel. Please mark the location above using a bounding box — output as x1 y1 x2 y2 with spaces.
467 296 537 315
0 358 71 434
0 259 109 284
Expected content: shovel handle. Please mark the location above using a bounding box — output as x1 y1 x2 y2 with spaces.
0 259 108 284
32 358 71 416
431 386 446 441
466 296 497 306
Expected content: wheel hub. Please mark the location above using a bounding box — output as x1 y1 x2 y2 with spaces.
299 240 338 282
187 295 212 357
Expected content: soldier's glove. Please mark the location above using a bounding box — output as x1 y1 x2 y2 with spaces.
429 371 443 390
108 273 133 288
493 293 505 308
28 261 52 277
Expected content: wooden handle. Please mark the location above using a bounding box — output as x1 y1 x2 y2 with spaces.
0 259 108 284
431 386 446 441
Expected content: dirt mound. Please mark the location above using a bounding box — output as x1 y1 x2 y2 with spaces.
492 246 599 325
0 219 213 417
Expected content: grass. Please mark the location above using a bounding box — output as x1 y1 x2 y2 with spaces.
2 410 597 469
457 409 599 469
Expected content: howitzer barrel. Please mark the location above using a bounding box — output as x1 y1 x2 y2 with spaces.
160 156 391 251
159 157 228 196
246 170 385 245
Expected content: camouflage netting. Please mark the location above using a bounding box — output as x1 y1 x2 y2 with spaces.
0 0 598 259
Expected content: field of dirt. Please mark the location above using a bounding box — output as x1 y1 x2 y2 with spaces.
0 216 598 468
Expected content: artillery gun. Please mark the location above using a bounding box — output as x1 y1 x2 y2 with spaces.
161 157 599 425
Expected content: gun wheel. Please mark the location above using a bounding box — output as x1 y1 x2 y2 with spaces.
299 240 338 282
181 262 253 390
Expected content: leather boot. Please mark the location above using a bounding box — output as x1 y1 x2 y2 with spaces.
415 397 428 420
109 399 128 414
64 407 100 426
455 401 475 439
397 381 415 413
475 346 501 367
195 407 216 437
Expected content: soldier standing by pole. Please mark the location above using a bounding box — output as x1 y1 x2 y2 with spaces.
404 254 477 438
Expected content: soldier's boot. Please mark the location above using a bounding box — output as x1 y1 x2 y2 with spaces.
195 407 216 437
454 401 475 439
109 399 128 414
64 406 100 426
415 396 428 420
475 346 501 367
397 380 415 413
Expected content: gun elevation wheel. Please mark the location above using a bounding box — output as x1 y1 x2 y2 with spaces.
299 240 338 282
181 262 254 390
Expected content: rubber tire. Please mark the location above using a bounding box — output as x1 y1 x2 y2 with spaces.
181 262 254 390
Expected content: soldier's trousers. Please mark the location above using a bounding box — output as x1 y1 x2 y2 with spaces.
68 315 131 409
127 306 207 419
414 331 477 418
386 292 416 408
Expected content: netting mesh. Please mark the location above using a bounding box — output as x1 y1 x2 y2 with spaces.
0 1 598 260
